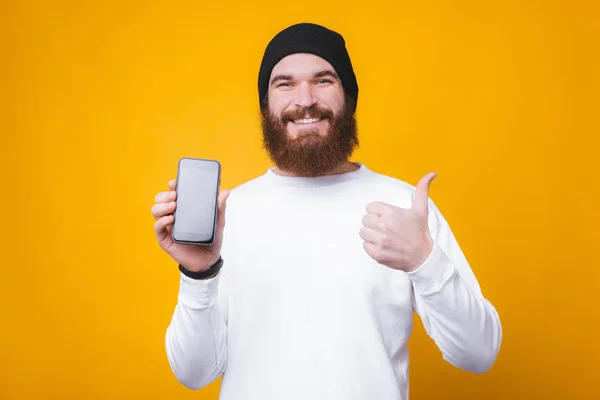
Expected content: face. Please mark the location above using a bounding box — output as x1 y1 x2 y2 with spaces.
260 53 359 177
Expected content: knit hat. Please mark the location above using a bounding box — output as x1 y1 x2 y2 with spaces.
258 22 359 110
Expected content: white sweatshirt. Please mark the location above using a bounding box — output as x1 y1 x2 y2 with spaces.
165 162 502 400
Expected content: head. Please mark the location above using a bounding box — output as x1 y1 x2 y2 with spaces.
257 23 360 177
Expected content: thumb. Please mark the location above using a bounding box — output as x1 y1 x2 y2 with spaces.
216 189 230 230
411 172 437 215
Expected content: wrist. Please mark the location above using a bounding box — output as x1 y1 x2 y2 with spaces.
406 242 456 295
405 239 434 273
179 257 224 280
181 255 222 273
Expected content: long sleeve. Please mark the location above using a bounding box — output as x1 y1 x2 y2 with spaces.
165 271 228 389
407 203 502 374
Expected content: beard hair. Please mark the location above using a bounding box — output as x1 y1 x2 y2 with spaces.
260 97 359 178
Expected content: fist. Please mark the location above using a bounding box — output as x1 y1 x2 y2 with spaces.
359 172 437 272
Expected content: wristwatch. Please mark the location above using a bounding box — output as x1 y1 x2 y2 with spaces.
179 257 224 280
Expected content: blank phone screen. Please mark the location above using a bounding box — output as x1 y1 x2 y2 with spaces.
173 158 220 244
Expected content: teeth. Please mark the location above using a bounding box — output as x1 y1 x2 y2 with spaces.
293 118 321 124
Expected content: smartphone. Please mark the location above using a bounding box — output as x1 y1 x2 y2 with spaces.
172 157 221 246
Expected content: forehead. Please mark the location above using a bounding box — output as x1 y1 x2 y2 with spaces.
270 53 336 79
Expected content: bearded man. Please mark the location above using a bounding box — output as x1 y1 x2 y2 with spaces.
152 22 502 400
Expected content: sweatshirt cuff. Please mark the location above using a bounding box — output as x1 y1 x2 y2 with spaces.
406 241 456 296
177 272 220 310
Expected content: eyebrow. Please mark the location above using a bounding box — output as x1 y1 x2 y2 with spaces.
270 74 293 86
314 70 339 80
270 69 340 86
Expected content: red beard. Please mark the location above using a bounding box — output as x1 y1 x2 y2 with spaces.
260 97 359 177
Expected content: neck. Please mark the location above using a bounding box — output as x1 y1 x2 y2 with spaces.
272 161 359 177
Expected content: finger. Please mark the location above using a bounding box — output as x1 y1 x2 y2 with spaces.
363 241 379 260
151 201 176 220
411 172 437 215
154 190 176 204
359 226 383 244
361 213 381 230
168 179 176 191
216 189 230 231
366 201 394 217
212 189 230 249
154 214 175 240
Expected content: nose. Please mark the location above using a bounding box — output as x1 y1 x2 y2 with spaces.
294 82 317 109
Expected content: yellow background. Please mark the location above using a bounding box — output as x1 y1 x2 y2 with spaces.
2 0 598 398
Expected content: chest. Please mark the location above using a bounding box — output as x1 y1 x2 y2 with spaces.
226 192 414 324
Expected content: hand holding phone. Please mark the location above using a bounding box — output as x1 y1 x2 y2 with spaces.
152 158 229 272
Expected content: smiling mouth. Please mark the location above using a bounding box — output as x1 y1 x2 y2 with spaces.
292 117 322 124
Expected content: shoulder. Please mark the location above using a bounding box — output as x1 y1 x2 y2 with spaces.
365 169 418 195
359 167 417 204
222 171 271 209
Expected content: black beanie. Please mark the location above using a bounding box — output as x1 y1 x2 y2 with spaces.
258 23 359 110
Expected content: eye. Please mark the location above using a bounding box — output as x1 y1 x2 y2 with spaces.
277 82 293 88
316 79 332 85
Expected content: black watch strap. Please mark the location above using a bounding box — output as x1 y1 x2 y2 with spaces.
179 257 224 280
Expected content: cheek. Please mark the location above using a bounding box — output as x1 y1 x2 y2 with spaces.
333 98 345 114
322 89 345 113
268 92 294 115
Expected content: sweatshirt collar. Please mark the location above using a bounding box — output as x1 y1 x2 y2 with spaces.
263 162 372 188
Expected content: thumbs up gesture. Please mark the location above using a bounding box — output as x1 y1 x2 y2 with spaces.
360 172 437 273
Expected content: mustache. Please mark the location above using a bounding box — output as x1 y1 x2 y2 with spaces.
280 105 334 123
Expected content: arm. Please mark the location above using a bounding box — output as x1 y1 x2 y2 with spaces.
407 206 502 373
165 271 228 389
152 180 232 389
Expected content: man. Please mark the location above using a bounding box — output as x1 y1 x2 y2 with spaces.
152 22 502 400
